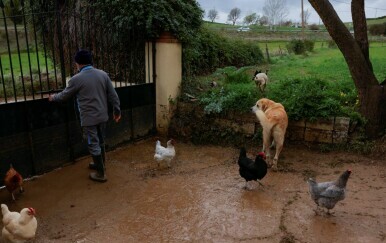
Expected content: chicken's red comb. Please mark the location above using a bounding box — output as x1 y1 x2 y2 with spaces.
257 152 266 159
27 207 36 215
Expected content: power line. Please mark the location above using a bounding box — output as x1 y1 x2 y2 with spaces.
331 0 386 11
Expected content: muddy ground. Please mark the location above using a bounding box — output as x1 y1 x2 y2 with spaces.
0 138 385 243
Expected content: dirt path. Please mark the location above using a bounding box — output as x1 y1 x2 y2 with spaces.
1 138 385 242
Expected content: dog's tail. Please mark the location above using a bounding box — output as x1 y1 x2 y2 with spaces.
254 109 274 131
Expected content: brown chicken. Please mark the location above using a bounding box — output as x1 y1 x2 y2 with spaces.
4 164 24 201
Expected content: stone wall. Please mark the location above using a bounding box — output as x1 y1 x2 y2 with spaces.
170 102 351 144
287 117 350 144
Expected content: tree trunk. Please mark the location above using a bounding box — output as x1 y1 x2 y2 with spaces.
351 0 373 71
358 85 386 137
308 0 386 138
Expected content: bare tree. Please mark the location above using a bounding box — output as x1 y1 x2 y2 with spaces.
259 15 269 26
308 0 386 138
254 14 261 25
208 9 218 23
227 7 241 25
244 13 257 26
263 0 288 29
300 9 311 25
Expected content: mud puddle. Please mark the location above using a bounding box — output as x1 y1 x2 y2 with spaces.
1 138 385 242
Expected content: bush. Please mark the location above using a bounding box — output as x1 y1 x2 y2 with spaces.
267 77 360 121
286 39 314 54
303 39 315 52
286 40 305 55
327 40 337 48
309 24 319 31
199 67 261 114
369 23 386 36
183 27 265 76
91 0 203 42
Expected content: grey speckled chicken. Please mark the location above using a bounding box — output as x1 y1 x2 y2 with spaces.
308 169 352 215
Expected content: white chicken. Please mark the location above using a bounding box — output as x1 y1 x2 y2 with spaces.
154 139 176 168
1 204 37 243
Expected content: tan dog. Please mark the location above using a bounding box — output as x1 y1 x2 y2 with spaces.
251 98 288 170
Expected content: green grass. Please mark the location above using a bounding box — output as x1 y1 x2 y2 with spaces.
268 43 386 83
0 51 53 76
366 16 386 25
191 41 386 123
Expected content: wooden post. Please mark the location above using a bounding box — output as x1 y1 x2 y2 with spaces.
265 43 270 62
301 0 305 40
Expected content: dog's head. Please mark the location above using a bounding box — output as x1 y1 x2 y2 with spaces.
251 98 273 113
252 70 261 81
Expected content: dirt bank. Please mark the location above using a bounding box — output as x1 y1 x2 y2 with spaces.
1 138 385 242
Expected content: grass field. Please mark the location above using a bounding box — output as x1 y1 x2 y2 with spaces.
0 51 54 76
366 16 386 25
261 43 386 84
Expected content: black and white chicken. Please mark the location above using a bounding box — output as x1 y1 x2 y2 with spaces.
154 139 176 168
238 147 267 190
308 169 352 215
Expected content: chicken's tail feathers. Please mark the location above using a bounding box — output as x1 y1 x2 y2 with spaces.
239 147 247 159
1 204 9 215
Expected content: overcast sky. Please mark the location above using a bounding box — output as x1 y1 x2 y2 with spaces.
196 0 386 25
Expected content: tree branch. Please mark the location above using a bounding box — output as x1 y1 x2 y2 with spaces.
351 0 373 71
308 0 378 87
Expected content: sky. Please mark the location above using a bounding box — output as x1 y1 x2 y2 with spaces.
196 0 386 25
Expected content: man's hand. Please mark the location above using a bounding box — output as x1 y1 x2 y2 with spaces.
48 94 54 101
113 113 121 123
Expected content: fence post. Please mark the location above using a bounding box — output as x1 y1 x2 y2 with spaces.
55 0 67 88
154 32 181 136
55 1 75 161
265 43 270 62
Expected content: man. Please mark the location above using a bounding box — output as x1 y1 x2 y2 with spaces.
49 49 121 182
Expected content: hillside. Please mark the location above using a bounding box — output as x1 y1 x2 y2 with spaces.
366 15 386 25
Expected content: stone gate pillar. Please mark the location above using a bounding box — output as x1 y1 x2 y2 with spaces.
153 32 182 136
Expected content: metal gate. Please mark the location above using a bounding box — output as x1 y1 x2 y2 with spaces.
0 1 156 179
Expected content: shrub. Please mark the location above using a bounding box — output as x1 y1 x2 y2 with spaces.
183 27 265 76
199 67 261 114
224 66 251 84
303 39 315 52
369 23 386 36
286 40 305 55
327 40 337 48
309 24 319 31
286 39 315 54
267 77 360 121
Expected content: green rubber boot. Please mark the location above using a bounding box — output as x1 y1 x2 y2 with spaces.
89 145 105 170
89 154 107 183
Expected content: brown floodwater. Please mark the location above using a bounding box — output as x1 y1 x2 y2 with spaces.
1 138 385 242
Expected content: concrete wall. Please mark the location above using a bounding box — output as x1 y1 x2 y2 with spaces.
153 32 182 135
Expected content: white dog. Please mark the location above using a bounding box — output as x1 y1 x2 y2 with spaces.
252 70 269 92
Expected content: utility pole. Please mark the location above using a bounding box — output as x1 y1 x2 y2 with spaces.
301 0 305 40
